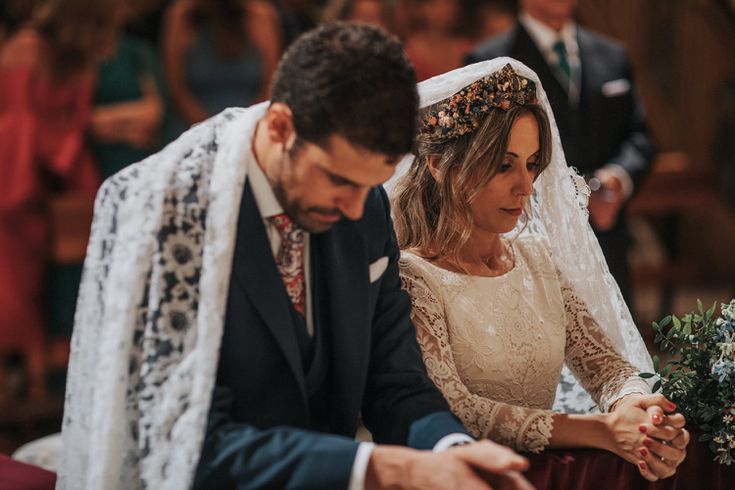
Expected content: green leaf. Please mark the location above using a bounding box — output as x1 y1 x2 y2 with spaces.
706 301 717 319
698 433 712 442
660 316 672 328
697 299 704 314
652 379 662 392
672 316 681 330
639 372 656 379
653 355 660 372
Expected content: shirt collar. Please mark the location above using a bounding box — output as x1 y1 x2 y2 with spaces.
247 149 284 219
519 11 578 58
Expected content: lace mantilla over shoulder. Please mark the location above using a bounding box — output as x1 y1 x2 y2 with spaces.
58 105 266 490
399 235 648 453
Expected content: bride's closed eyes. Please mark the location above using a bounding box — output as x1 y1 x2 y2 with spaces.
498 151 542 176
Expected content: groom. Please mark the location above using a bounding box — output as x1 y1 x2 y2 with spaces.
60 22 531 490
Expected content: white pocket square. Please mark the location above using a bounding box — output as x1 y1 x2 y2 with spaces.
369 256 389 283
601 79 631 97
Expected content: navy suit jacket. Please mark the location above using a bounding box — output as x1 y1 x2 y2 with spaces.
193 182 467 489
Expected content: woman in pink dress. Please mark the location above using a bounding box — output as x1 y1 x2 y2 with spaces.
0 0 117 400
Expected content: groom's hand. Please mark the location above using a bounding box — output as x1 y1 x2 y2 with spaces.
451 441 534 490
365 440 533 490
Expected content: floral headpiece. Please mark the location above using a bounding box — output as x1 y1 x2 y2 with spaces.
420 64 537 140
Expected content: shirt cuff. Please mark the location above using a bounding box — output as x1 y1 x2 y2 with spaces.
432 433 475 452
348 442 375 490
602 163 634 199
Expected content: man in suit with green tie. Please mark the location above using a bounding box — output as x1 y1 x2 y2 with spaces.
467 0 655 304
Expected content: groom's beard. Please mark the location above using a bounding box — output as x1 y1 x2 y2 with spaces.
272 180 344 234
269 144 346 233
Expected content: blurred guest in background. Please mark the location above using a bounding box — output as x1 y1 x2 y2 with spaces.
473 0 517 40
466 0 654 305
272 0 320 48
124 0 173 48
323 0 391 29
162 0 281 141
91 3 164 179
0 0 115 401
46 1 166 346
405 0 472 80
0 0 39 44
390 0 416 40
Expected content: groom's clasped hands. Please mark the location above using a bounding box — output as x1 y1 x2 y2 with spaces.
365 440 535 490
606 393 689 481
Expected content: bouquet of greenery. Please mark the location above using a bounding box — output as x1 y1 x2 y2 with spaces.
641 299 735 465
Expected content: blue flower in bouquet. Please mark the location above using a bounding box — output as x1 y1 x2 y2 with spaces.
711 358 735 384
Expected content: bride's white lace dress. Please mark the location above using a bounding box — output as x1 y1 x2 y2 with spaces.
399 235 649 453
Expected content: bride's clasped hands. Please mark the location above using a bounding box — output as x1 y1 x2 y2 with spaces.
604 393 689 481
549 393 688 481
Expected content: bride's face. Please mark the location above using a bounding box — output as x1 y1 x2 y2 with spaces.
469 113 541 234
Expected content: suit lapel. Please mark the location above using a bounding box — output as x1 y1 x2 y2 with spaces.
512 24 585 165
312 220 370 430
233 181 308 404
576 27 601 101
512 24 570 108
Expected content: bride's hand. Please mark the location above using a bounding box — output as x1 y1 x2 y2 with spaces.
605 393 688 481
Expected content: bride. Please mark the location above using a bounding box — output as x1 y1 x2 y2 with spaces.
389 59 688 481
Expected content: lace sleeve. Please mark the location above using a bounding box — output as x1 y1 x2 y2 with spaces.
400 260 554 453
561 279 651 412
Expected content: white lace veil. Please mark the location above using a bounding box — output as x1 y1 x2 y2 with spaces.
385 58 653 413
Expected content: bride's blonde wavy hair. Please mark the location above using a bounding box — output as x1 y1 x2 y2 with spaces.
391 103 552 266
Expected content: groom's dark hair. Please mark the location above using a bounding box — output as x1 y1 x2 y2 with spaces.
270 22 418 163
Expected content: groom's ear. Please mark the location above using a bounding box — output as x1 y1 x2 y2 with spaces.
265 103 296 146
426 154 442 182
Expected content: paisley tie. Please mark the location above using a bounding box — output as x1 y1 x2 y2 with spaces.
268 213 306 316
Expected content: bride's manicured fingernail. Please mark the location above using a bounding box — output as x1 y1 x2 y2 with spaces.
642 438 653 448
639 424 648 433
666 402 677 411
639 461 646 470
639 448 648 457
